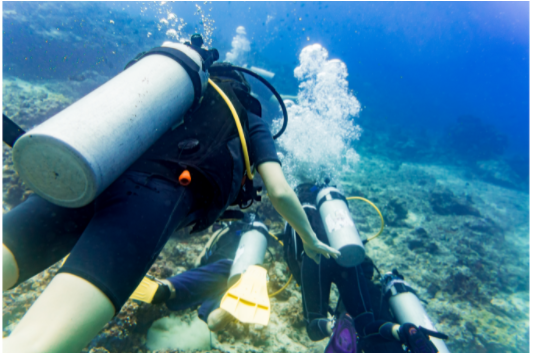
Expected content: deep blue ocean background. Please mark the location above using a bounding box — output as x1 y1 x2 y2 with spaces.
3 1 529 160
2 1 530 353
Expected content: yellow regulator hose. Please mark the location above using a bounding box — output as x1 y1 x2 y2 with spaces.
346 197 385 242
208 78 254 180
267 231 293 298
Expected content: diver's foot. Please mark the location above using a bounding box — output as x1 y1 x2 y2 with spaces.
130 276 175 304
207 308 235 332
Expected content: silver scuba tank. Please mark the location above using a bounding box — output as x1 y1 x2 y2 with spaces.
316 187 365 267
12 41 210 208
381 270 449 353
227 221 269 287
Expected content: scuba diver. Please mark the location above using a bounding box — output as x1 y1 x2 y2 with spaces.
2 34 340 352
279 182 449 353
129 211 281 332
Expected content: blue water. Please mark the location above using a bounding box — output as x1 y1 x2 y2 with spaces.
3 1 529 158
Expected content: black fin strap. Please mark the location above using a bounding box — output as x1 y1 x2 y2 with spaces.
316 191 348 210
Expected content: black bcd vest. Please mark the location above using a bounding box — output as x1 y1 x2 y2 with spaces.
130 76 259 232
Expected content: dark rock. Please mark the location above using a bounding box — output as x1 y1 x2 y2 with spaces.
444 272 485 305
414 227 429 237
384 198 409 227
408 239 424 250
430 188 481 216
427 242 440 254
427 283 440 298
465 321 477 335
439 311 461 326
465 218 503 235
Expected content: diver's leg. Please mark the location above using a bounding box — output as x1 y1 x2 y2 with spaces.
335 265 375 336
165 259 233 311
2 194 94 290
3 273 115 352
3 172 195 352
3 245 19 290
301 253 333 341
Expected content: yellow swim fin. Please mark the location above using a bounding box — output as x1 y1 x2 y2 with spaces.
130 276 160 303
220 265 270 326
130 276 174 304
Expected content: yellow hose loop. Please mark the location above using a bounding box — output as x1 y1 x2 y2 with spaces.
268 231 284 247
208 78 254 180
265 231 292 297
269 274 293 298
346 197 385 242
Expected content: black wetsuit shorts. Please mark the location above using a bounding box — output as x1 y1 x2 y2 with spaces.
3 171 198 313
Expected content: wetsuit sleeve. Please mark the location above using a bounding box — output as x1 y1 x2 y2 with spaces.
247 112 281 167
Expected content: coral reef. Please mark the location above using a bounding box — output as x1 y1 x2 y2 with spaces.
3 78 73 130
3 144 33 211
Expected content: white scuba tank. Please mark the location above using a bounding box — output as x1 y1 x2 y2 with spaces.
316 187 365 267
227 221 269 287
381 271 450 353
13 42 209 208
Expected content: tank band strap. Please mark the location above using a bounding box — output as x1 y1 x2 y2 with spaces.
317 191 348 210
383 280 418 300
251 221 269 235
124 46 203 111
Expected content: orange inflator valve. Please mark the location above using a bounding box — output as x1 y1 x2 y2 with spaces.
179 170 191 186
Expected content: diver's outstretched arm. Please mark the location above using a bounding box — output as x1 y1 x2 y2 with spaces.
3 273 114 352
3 245 19 290
257 162 340 263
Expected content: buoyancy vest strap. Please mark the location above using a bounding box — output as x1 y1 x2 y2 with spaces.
208 78 254 180
3 114 25 148
124 47 203 111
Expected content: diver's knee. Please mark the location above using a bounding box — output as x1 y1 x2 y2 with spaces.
3 244 19 290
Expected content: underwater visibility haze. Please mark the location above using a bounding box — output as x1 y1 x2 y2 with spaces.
2 1 530 353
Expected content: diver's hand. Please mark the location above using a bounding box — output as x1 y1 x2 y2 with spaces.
303 240 340 264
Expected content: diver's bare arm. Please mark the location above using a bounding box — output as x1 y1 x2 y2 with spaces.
258 163 315 241
257 162 339 259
